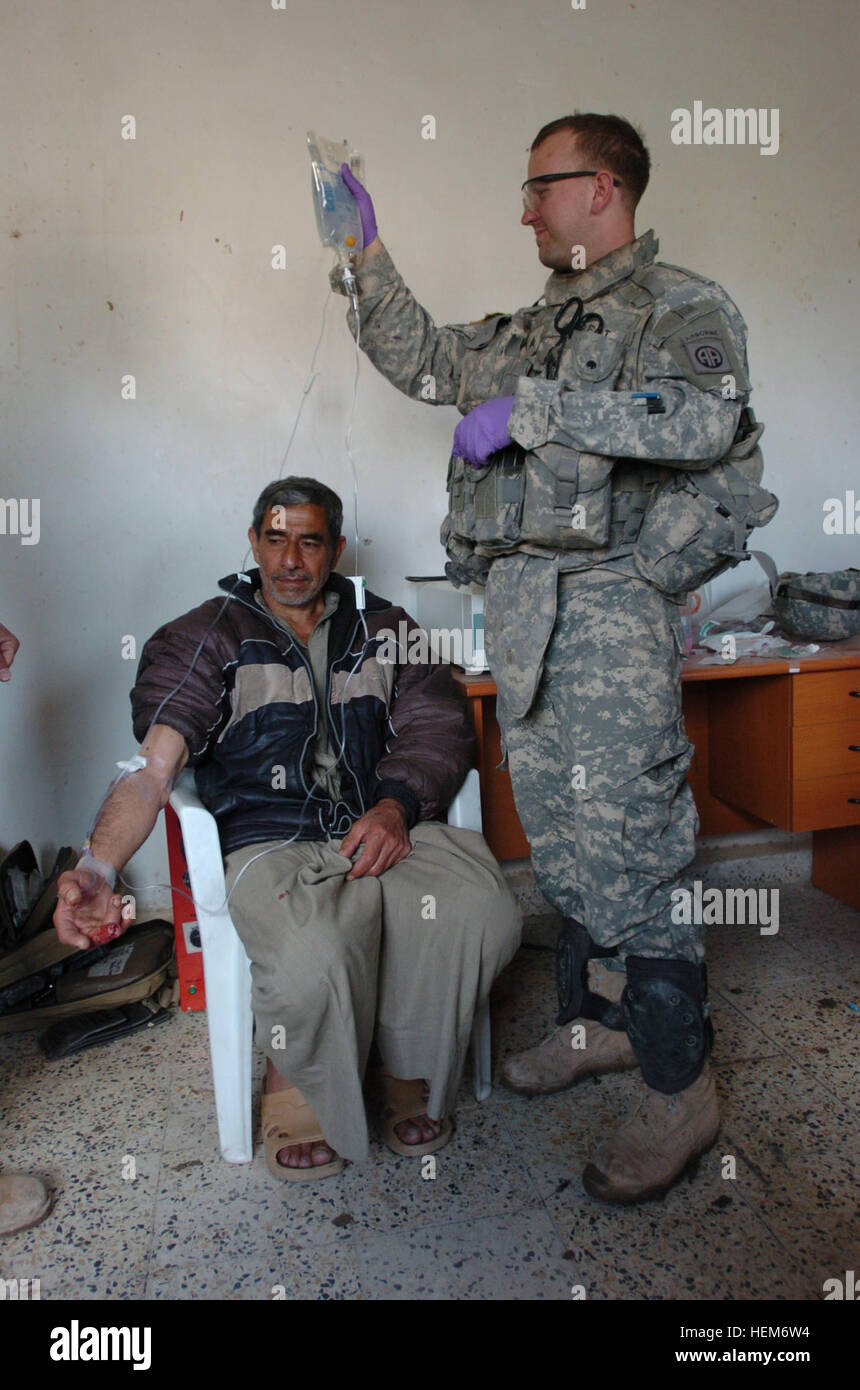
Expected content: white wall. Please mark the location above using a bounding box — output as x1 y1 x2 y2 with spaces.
2 0 857 900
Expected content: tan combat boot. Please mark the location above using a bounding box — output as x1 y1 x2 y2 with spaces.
0 1173 52 1236
582 1061 720 1203
501 962 638 1097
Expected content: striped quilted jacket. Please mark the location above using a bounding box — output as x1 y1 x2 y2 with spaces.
130 569 475 854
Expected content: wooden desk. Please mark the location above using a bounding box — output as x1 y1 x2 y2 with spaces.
453 636 860 912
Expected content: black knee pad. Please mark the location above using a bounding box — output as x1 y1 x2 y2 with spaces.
622 956 714 1094
555 917 624 1029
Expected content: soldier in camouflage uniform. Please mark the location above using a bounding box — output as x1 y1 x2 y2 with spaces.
331 114 759 1203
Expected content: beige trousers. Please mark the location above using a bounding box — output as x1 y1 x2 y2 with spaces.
224 823 521 1162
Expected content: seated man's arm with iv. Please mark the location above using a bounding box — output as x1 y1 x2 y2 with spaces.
53 601 232 950
53 725 189 950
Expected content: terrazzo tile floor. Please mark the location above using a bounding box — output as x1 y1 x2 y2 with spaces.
0 883 856 1301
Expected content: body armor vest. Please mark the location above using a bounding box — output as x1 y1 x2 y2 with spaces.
442 269 777 596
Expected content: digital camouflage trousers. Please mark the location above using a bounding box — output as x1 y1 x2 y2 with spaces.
487 558 703 964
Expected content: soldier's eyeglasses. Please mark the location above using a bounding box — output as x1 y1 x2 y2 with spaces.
521 170 622 212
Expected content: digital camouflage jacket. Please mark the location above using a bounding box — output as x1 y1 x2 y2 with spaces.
333 231 773 715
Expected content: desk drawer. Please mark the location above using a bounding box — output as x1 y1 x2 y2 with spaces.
792 773 860 831
793 670 860 725
793 721 860 780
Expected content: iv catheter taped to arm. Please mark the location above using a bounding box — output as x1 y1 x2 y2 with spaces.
114 747 182 806
75 844 118 891
82 738 187 887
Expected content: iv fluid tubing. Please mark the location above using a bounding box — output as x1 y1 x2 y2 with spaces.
342 264 362 573
87 271 366 916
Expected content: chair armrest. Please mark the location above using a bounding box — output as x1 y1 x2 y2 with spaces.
447 767 482 833
169 767 205 814
168 769 229 921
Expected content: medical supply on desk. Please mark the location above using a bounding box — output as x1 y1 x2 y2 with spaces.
406 577 487 673
698 628 819 659
698 575 774 637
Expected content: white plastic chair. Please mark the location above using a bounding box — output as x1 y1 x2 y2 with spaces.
168 767 491 1163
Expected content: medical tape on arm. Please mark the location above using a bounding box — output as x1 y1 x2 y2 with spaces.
75 843 118 891
78 750 181 890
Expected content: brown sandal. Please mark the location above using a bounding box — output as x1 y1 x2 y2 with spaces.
261 1084 344 1182
377 1073 453 1158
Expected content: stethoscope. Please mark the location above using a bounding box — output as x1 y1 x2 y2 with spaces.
544 295 605 381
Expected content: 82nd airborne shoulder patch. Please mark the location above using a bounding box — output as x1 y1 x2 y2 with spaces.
682 329 730 374
654 302 751 393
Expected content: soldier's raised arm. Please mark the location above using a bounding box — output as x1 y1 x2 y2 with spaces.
329 169 485 407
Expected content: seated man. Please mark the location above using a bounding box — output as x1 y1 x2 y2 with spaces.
53 477 521 1181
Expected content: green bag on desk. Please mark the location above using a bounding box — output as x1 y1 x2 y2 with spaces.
773 569 860 642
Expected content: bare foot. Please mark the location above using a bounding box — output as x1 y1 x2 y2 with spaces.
270 1136 339 1170
381 1074 448 1147
394 1113 445 1145
265 1060 339 1170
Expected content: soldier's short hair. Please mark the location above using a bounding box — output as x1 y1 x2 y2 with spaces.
252 477 344 545
531 114 650 211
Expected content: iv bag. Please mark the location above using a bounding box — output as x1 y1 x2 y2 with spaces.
307 131 364 266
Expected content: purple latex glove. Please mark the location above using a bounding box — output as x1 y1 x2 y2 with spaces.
341 164 378 247
453 396 517 465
